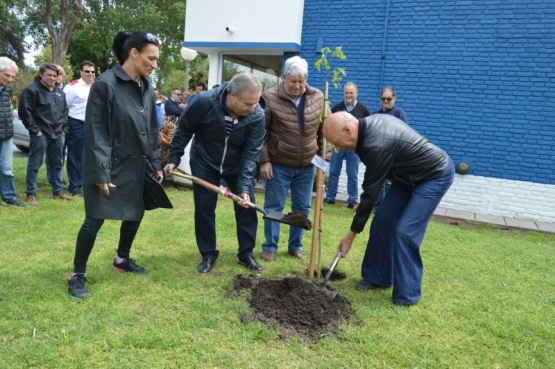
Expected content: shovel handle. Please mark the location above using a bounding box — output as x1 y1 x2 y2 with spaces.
171 170 266 214
322 251 342 286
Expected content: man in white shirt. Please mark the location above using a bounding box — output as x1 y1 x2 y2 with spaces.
64 61 95 196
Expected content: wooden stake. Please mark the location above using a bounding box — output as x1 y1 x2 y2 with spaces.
309 81 329 278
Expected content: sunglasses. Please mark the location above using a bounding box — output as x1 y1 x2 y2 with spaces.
381 97 393 102
146 33 160 46
82 70 95 74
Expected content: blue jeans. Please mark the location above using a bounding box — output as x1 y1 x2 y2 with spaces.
376 180 392 208
0 137 17 201
66 117 85 194
262 163 315 252
361 157 455 305
190 160 258 260
325 149 360 204
26 134 65 197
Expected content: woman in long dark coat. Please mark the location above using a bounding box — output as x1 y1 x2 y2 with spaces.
68 31 164 298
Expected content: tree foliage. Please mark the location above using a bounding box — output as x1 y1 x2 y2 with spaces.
314 46 346 89
9 0 210 90
0 4 27 65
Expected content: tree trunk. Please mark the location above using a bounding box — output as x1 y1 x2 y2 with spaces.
43 0 84 66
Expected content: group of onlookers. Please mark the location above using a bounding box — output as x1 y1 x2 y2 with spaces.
2 33 454 307
0 58 95 207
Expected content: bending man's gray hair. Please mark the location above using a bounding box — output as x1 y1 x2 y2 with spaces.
283 56 308 78
0 57 19 73
226 73 262 98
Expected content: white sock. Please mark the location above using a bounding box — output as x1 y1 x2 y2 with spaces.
115 255 126 263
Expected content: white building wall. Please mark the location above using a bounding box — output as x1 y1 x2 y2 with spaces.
335 166 555 223
185 0 304 50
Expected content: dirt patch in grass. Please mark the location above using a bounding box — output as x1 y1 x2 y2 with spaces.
232 275 352 341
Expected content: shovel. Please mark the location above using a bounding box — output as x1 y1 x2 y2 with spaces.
308 251 342 300
170 169 310 230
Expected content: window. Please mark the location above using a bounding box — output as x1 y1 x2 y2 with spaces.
223 54 282 91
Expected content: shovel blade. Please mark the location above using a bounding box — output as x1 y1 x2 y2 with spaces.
307 280 338 300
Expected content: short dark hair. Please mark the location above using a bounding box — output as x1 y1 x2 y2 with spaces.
39 63 60 76
381 86 396 97
196 81 207 90
80 60 95 70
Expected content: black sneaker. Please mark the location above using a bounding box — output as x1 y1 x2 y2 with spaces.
355 279 388 291
68 273 92 298
324 199 335 204
4 198 26 207
112 258 148 274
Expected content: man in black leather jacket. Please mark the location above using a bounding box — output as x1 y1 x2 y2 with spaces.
323 111 455 306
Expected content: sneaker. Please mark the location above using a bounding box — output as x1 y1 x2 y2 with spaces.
324 199 335 204
288 250 306 259
112 258 148 274
4 198 26 207
26 196 39 206
355 279 388 291
347 202 359 209
68 273 91 298
52 192 73 200
261 251 275 262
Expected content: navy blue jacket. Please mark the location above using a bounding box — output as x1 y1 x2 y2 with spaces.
168 83 265 194
164 99 183 118
373 105 408 124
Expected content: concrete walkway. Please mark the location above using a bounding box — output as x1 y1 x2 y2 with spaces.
169 176 555 234
330 190 555 234
251 180 555 234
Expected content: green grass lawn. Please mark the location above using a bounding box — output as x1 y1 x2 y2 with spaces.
1 157 554 368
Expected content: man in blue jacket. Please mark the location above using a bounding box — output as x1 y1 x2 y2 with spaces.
323 111 455 306
164 73 265 274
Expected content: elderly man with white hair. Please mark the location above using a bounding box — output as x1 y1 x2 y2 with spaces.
259 56 330 262
0 57 25 207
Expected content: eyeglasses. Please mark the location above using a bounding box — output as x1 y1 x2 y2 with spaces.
174 93 182 96
82 70 95 74
381 97 393 102
146 33 160 46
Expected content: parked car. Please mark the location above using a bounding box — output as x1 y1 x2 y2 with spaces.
12 109 30 153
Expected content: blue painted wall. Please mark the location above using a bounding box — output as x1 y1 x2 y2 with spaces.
300 0 555 185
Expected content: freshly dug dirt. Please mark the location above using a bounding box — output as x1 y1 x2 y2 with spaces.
233 275 352 341
281 211 312 230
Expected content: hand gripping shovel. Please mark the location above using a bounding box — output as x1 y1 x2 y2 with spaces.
308 251 342 300
170 169 310 230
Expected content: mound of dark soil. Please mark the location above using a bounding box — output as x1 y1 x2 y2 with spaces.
233 275 352 341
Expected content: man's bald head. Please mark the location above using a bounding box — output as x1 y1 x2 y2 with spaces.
323 111 359 151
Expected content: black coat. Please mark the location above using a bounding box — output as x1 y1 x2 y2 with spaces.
82 64 162 221
0 86 13 140
351 114 448 233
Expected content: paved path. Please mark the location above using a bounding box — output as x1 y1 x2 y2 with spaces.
251 180 555 234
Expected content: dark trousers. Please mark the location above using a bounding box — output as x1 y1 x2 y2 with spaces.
361 157 455 305
66 117 85 194
73 217 142 273
190 160 258 260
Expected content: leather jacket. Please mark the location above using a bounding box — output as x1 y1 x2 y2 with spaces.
351 114 449 233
